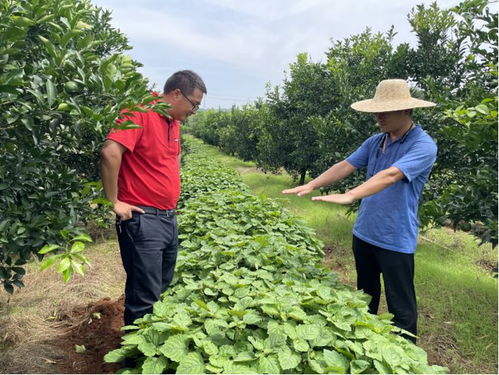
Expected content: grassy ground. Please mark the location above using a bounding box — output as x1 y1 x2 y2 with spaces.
0 238 124 373
200 140 498 374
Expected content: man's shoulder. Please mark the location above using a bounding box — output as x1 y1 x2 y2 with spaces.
406 126 438 157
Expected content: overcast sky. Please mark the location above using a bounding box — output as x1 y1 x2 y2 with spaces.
91 0 461 109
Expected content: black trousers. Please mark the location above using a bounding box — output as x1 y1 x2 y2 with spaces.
117 212 178 326
352 235 417 342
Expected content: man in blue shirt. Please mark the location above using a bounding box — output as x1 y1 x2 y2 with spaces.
283 79 437 343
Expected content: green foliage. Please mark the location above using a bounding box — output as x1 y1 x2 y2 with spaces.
416 0 498 246
0 0 168 292
186 104 266 163
106 139 447 374
187 0 497 246
38 231 92 283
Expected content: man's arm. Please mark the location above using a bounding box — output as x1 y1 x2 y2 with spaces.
312 166 404 204
282 160 357 196
100 139 144 219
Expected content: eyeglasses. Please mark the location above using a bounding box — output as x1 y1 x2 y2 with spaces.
180 90 200 111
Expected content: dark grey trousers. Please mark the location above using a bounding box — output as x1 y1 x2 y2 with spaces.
352 235 417 342
117 212 178 326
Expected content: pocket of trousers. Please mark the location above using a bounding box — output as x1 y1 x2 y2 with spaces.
124 214 142 240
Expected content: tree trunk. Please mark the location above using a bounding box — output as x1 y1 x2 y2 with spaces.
299 170 306 185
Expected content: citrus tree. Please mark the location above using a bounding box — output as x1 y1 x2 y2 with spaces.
0 0 167 292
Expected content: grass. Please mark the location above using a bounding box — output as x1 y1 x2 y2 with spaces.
198 138 498 374
0 239 124 373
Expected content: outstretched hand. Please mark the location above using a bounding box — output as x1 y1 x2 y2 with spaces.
282 184 314 197
312 193 355 205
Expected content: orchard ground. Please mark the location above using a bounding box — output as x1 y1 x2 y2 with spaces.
0 140 497 374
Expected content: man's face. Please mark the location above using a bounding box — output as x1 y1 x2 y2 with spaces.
373 110 410 133
170 88 203 122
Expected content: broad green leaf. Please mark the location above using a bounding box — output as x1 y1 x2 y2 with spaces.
475 103 489 114
70 241 85 253
159 334 189 362
257 355 280 374
225 362 258 374
332 319 352 332
205 364 223 373
233 351 256 363
243 310 262 325
39 244 60 254
283 322 297 339
39 255 59 271
248 336 264 351
204 287 217 296
204 319 227 336
261 305 279 317
138 341 158 357
142 356 167 374
172 312 192 329
323 349 349 373
152 322 172 331
202 340 218 356
350 359 370 374
288 307 308 321
57 257 71 273
277 347 302 370
381 343 405 367
266 332 287 348
72 233 93 242
296 324 321 340
71 261 84 276
176 352 205 374
374 359 391 373
122 333 146 345
193 299 210 311
293 339 309 352
103 348 128 363
153 301 170 316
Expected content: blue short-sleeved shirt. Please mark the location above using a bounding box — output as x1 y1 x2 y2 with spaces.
346 125 437 254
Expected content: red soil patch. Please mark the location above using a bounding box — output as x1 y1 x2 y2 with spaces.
54 296 125 374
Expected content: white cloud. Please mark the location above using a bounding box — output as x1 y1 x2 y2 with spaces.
91 0 463 107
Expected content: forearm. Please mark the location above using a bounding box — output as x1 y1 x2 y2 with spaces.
308 160 356 189
100 153 121 204
346 166 404 201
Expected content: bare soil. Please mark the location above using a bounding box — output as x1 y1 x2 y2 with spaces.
53 296 125 374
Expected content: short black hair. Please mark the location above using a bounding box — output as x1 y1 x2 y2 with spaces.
163 70 207 95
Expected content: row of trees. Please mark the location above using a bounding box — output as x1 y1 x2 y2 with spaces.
0 0 169 292
187 0 498 247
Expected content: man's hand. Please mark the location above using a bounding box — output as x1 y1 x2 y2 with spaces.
282 183 314 197
312 193 355 205
113 200 145 220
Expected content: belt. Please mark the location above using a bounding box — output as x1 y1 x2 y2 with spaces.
137 206 176 216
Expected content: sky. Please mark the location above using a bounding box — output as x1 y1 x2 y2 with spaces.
91 0 461 109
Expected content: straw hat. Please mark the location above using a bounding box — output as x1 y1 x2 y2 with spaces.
351 79 436 113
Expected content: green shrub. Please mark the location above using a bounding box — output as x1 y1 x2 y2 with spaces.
0 0 167 291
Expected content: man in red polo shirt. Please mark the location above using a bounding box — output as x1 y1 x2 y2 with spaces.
100 70 206 326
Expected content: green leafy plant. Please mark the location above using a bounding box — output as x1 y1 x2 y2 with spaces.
38 231 92 282
105 138 447 374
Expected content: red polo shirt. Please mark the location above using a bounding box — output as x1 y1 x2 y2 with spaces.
107 109 181 210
